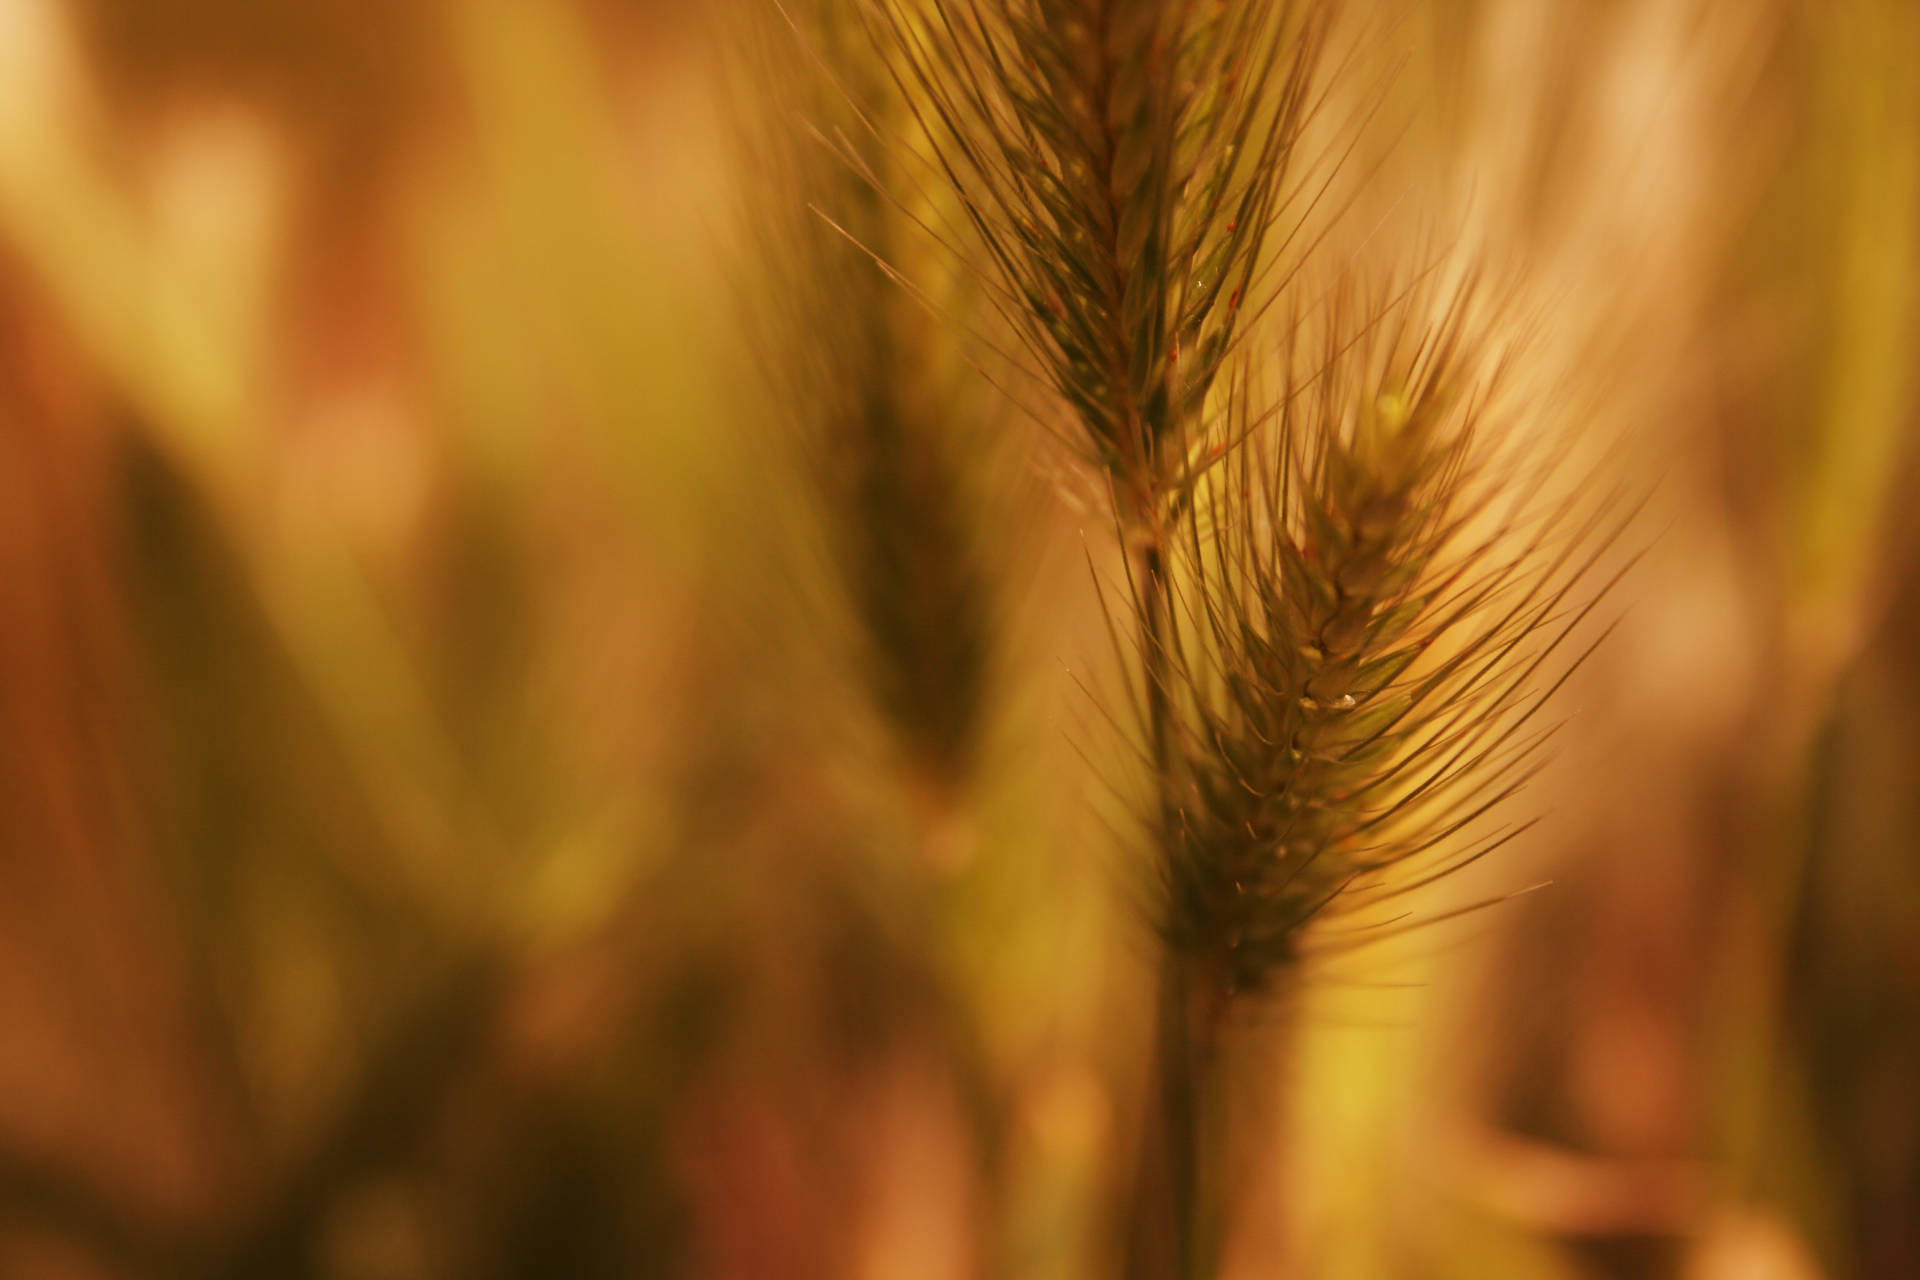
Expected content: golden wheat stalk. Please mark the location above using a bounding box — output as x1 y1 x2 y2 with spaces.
844 4 1332 1272
1087 269 1627 1272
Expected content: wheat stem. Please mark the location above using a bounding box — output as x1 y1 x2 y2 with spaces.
1135 538 1209 1280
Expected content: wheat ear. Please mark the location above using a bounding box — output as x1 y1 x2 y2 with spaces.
860 0 1326 525
755 0 1001 795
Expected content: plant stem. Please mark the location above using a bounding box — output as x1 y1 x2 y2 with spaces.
1154 955 1204 1280
1134 539 1208 1280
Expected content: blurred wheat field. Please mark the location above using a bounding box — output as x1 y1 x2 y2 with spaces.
0 0 1916 1278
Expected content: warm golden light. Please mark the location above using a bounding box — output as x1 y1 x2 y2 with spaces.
0 2 1915 1278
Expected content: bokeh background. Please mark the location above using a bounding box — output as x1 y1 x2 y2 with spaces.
1 0 1916 1277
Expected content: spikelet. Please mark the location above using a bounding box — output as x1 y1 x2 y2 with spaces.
1149 275 1624 1008
861 0 1328 524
